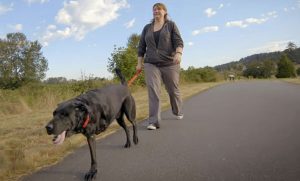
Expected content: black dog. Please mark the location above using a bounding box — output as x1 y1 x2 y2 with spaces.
45 69 138 180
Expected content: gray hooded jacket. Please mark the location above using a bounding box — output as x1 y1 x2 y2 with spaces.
138 20 184 67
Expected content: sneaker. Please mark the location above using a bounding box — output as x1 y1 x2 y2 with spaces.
176 114 184 120
147 124 157 130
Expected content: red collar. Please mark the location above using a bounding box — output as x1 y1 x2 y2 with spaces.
82 114 90 128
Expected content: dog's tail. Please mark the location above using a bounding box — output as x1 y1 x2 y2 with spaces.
115 68 127 85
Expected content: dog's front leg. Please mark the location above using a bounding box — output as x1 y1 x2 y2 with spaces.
85 135 97 181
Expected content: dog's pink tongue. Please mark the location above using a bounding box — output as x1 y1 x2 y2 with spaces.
53 131 66 145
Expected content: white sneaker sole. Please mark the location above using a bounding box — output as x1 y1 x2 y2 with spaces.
147 125 157 130
176 115 184 120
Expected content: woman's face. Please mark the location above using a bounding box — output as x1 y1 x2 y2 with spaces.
153 6 166 20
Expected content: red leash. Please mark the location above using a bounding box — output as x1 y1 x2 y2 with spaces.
82 114 90 128
128 69 142 86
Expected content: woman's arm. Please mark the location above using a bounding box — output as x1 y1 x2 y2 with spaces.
136 56 144 71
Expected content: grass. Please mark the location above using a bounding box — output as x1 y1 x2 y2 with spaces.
0 81 224 181
279 77 300 84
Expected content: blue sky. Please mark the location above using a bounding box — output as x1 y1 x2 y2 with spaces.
0 0 300 79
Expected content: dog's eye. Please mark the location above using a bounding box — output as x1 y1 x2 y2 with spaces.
60 112 69 117
53 111 57 116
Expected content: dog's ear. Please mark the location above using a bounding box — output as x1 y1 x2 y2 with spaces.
74 101 92 114
74 101 95 129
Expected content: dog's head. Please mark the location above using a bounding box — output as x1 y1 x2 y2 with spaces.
45 100 90 145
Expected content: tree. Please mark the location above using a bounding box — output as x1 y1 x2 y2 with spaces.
286 42 297 50
242 60 276 78
296 67 300 76
261 60 276 78
107 33 145 85
284 41 298 63
0 33 48 89
243 62 263 78
276 54 296 78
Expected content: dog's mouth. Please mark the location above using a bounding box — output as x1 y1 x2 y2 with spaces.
52 131 66 145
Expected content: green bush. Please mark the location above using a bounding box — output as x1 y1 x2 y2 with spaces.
296 67 300 76
276 54 296 78
107 34 145 86
181 66 217 83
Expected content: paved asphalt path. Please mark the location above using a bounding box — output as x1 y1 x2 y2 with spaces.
22 81 300 181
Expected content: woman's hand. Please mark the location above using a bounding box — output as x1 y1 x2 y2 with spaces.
173 52 182 64
136 57 144 71
136 63 143 71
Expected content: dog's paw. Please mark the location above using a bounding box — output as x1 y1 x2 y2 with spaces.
124 141 131 148
133 136 139 145
84 169 97 181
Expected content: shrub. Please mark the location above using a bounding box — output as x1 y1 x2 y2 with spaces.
296 67 300 76
276 54 296 78
181 66 217 83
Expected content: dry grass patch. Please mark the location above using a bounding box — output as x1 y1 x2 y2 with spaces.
0 82 224 181
280 77 300 84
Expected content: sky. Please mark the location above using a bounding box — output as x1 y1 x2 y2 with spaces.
0 0 300 80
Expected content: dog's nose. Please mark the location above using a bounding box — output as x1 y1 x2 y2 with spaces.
46 124 53 134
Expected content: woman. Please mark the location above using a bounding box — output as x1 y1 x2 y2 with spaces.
136 3 184 130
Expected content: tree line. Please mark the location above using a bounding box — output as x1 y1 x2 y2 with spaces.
242 54 297 78
1 32 299 89
216 42 299 79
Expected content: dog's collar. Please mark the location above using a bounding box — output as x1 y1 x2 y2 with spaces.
82 114 90 128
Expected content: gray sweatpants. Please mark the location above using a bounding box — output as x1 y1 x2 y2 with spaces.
144 63 183 125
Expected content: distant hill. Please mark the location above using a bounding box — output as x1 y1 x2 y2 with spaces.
215 47 300 71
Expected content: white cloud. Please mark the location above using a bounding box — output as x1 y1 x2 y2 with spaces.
0 3 13 15
41 0 128 46
226 17 268 28
187 42 194 46
15 24 23 31
284 7 295 12
226 11 277 29
192 30 200 35
41 25 73 46
47 24 57 30
124 18 135 29
204 4 224 18
267 11 277 18
248 40 290 54
226 21 248 28
245 17 268 24
262 11 277 18
284 1 300 11
218 4 224 9
192 26 219 36
24 0 49 4
9 24 23 31
204 8 216 17
88 43 97 47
